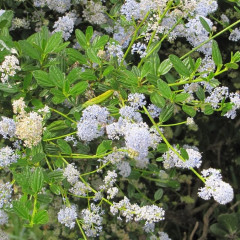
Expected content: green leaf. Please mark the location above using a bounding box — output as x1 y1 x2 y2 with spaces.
87 48 101 64
199 16 211 33
31 168 44 193
103 65 114 76
212 40 222 66
49 66 65 88
50 88 66 104
13 201 30 220
196 86 205 101
33 70 55 87
150 92 166 108
175 93 190 102
57 139 72 154
19 40 41 60
182 105 196 117
218 213 238 233
154 189 163 201
47 120 68 131
37 194 52 204
66 48 87 64
32 153 46 164
69 81 88 97
128 170 141 180
157 80 172 99
157 143 168 153
225 62 238 70
0 83 18 93
44 31 62 54
231 51 240 63
203 105 214 115
159 104 174 123
85 26 93 43
92 35 109 49
50 184 61 195
141 61 151 78
33 210 49 225
67 68 83 84
210 223 228 237
180 148 189 160
0 10 13 28
48 170 64 182
75 29 87 49
169 54 191 77
23 73 32 90
79 69 97 80
158 59 172 76
96 140 112 155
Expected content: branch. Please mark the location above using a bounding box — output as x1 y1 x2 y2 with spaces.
198 203 218 240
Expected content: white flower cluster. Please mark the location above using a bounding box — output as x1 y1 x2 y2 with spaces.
110 196 165 225
58 205 77 229
0 117 16 139
12 98 44 148
224 92 240 119
0 210 8 225
198 168 234 204
106 94 162 168
10 18 30 31
15 112 43 148
163 145 202 169
63 163 80 185
0 55 21 84
229 28 240 42
82 0 107 25
0 146 19 168
70 181 91 197
77 105 110 142
81 203 104 237
46 0 71 13
150 231 172 240
128 93 147 109
53 15 75 41
205 86 229 109
0 229 9 240
0 182 13 209
100 170 117 190
106 42 124 64
147 104 162 119
113 23 134 48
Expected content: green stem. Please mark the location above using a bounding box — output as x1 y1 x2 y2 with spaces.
43 131 77 142
30 194 38 227
180 18 240 60
143 106 205 183
121 12 150 65
50 108 77 123
80 162 111 177
76 219 88 240
158 121 187 127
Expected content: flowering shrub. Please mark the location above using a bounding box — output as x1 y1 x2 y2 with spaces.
0 0 240 239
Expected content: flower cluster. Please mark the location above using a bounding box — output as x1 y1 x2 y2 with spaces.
81 203 104 237
163 145 202 169
110 196 165 225
58 205 77 229
198 168 234 204
77 105 110 142
0 146 19 168
0 55 21 84
0 117 16 139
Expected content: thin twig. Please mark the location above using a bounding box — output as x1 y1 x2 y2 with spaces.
198 203 218 240
189 221 199 240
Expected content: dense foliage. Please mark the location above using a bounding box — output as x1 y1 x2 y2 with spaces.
0 0 240 239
